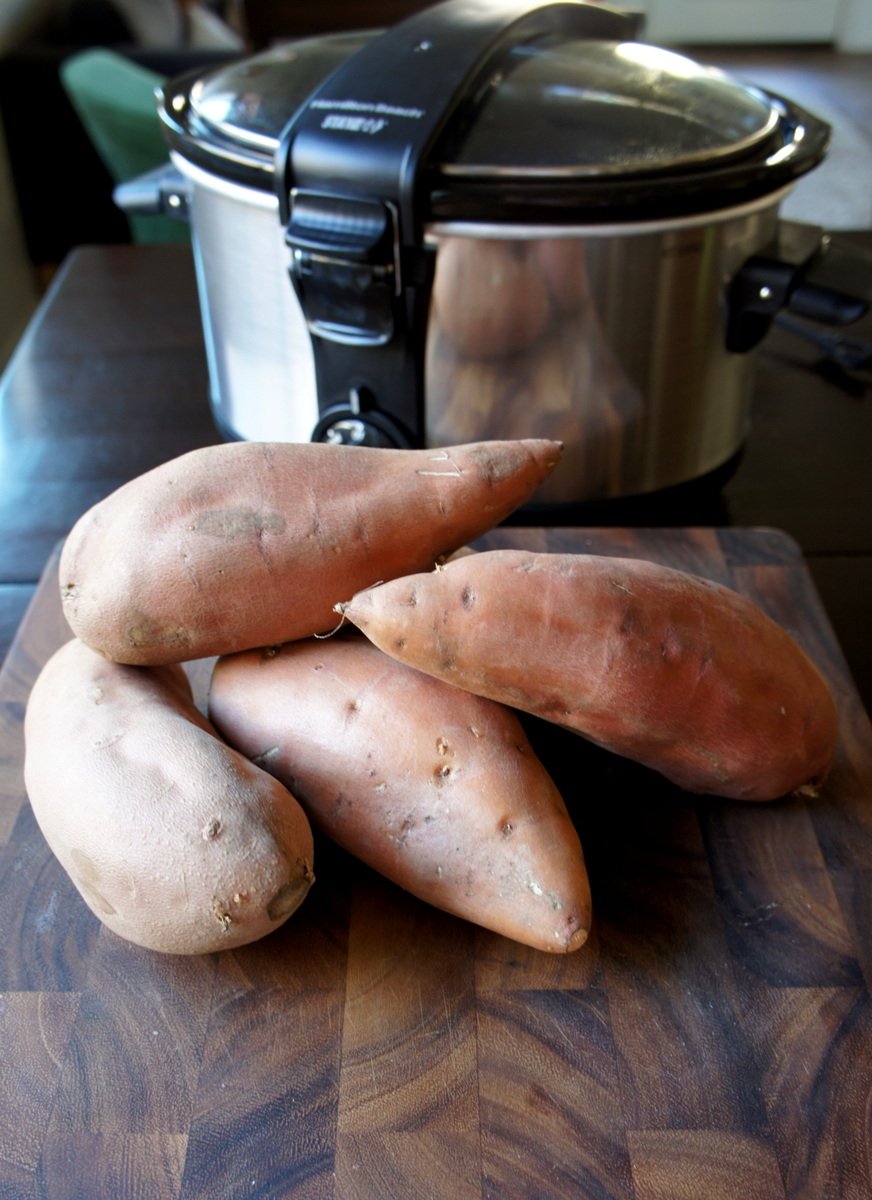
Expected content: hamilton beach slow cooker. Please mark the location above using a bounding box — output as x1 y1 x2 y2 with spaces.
135 0 869 505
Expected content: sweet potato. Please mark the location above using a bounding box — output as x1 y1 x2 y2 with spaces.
208 634 591 953
58 438 561 666
23 638 315 953
338 550 840 802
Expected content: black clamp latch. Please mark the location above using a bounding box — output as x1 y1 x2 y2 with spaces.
286 191 399 348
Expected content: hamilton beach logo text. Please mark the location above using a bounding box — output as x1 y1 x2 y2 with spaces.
311 97 425 136
322 114 387 134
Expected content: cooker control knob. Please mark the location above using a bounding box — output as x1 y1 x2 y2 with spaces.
320 417 391 448
312 388 414 449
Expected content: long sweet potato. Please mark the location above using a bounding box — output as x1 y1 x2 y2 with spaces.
338 550 840 802
59 438 561 665
24 638 315 953
208 634 591 953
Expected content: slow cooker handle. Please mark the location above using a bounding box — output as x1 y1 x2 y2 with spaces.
727 221 871 354
275 0 643 448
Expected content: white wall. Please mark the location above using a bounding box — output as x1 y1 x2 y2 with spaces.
835 0 872 50
628 0 872 50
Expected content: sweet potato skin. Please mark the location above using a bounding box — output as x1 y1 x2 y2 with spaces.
23 638 315 953
208 634 591 953
340 550 840 802
58 438 561 665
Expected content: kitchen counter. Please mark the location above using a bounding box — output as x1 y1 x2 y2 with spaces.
1 241 871 1199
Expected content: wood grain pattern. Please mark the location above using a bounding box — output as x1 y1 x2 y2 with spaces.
478 985 632 1200
1 527 871 1199
627 1130 786 1200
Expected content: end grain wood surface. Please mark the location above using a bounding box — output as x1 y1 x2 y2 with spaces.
1 526 871 1200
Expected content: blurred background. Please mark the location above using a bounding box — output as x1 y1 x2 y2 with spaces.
2 0 871 372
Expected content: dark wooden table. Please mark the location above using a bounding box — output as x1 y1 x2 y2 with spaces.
1 241 871 1199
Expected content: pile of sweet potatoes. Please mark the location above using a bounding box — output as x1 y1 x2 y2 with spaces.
23 437 839 956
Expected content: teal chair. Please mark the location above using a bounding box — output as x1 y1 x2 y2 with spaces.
60 48 189 244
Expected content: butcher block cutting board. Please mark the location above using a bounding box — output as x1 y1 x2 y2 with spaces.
2 526 871 1200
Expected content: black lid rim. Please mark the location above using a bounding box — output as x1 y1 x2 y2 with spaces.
426 108 830 226
161 75 830 227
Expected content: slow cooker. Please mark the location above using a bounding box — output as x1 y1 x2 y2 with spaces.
136 0 869 505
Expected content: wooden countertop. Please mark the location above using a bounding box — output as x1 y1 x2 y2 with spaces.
2 524 871 1199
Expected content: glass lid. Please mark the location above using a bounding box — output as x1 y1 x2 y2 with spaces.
184 33 373 153
161 15 827 221
436 36 781 178
174 30 779 176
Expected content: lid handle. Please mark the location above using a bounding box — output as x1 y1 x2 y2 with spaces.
277 0 643 447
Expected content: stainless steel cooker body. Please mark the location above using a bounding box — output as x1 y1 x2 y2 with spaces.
177 150 784 503
152 0 854 506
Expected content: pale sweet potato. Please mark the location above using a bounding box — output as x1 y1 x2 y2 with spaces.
339 550 840 802
24 638 315 953
208 634 591 953
59 438 561 665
